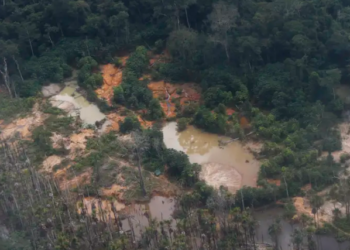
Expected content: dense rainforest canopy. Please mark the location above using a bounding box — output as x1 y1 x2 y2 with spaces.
2 0 350 249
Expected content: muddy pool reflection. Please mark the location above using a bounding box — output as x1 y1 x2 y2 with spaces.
52 81 106 125
121 196 176 239
254 207 350 250
162 122 260 192
79 196 176 240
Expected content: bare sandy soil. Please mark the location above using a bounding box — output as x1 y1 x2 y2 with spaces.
0 103 46 139
77 197 126 221
292 122 350 224
293 196 345 224
42 155 63 172
100 184 127 197
55 167 93 190
329 122 350 162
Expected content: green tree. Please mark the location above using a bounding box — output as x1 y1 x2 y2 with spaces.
119 116 141 134
17 22 40 57
204 87 233 108
147 99 164 120
268 218 282 250
208 1 239 61
177 117 188 131
113 86 125 104
167 28 198 67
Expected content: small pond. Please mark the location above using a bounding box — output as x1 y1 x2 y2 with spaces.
162 122 260 192
51 80 106 125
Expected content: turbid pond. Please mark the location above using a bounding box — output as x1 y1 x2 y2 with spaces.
51 80 106 125
80 196 175 240
162 122 260 192
255 207 350 250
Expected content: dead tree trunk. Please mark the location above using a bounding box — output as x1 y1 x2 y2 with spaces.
47 33 55 47
0 57 13 98
12 56 24 83
185 8 191 28
26 29 35 57
136 148 147 196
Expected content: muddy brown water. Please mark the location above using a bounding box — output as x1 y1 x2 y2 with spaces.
336 84 350 105
162 122 260 192
80 196 175 240
52 82 106 125
121 196 176 238
255 207 350 250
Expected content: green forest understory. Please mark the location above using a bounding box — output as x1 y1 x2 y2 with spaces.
2 0 350 249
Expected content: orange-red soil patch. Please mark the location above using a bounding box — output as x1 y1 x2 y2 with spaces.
147 80 201 117
240 116 250 128
149 51 171 66
96 56 128 105
301 183 312 192
226 108 235 116
0 105 45 139
55 167 92 190
97 64 122 105
137 115 154 128
106 112 152 132
148 80 167 99
106 113 126 132
100 184 126 198
267 179 281 186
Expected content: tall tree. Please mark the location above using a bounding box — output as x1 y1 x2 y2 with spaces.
268 218 282 250
131 131 149 196
17 23 40 57
208 1 239 61
0 40 18 98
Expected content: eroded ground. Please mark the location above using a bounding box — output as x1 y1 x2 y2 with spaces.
148 80 201 117
291 122 350 225
96 59 127 105
77 195 176 239
0 52 263 236
96 53 201 121
0 103 46 140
